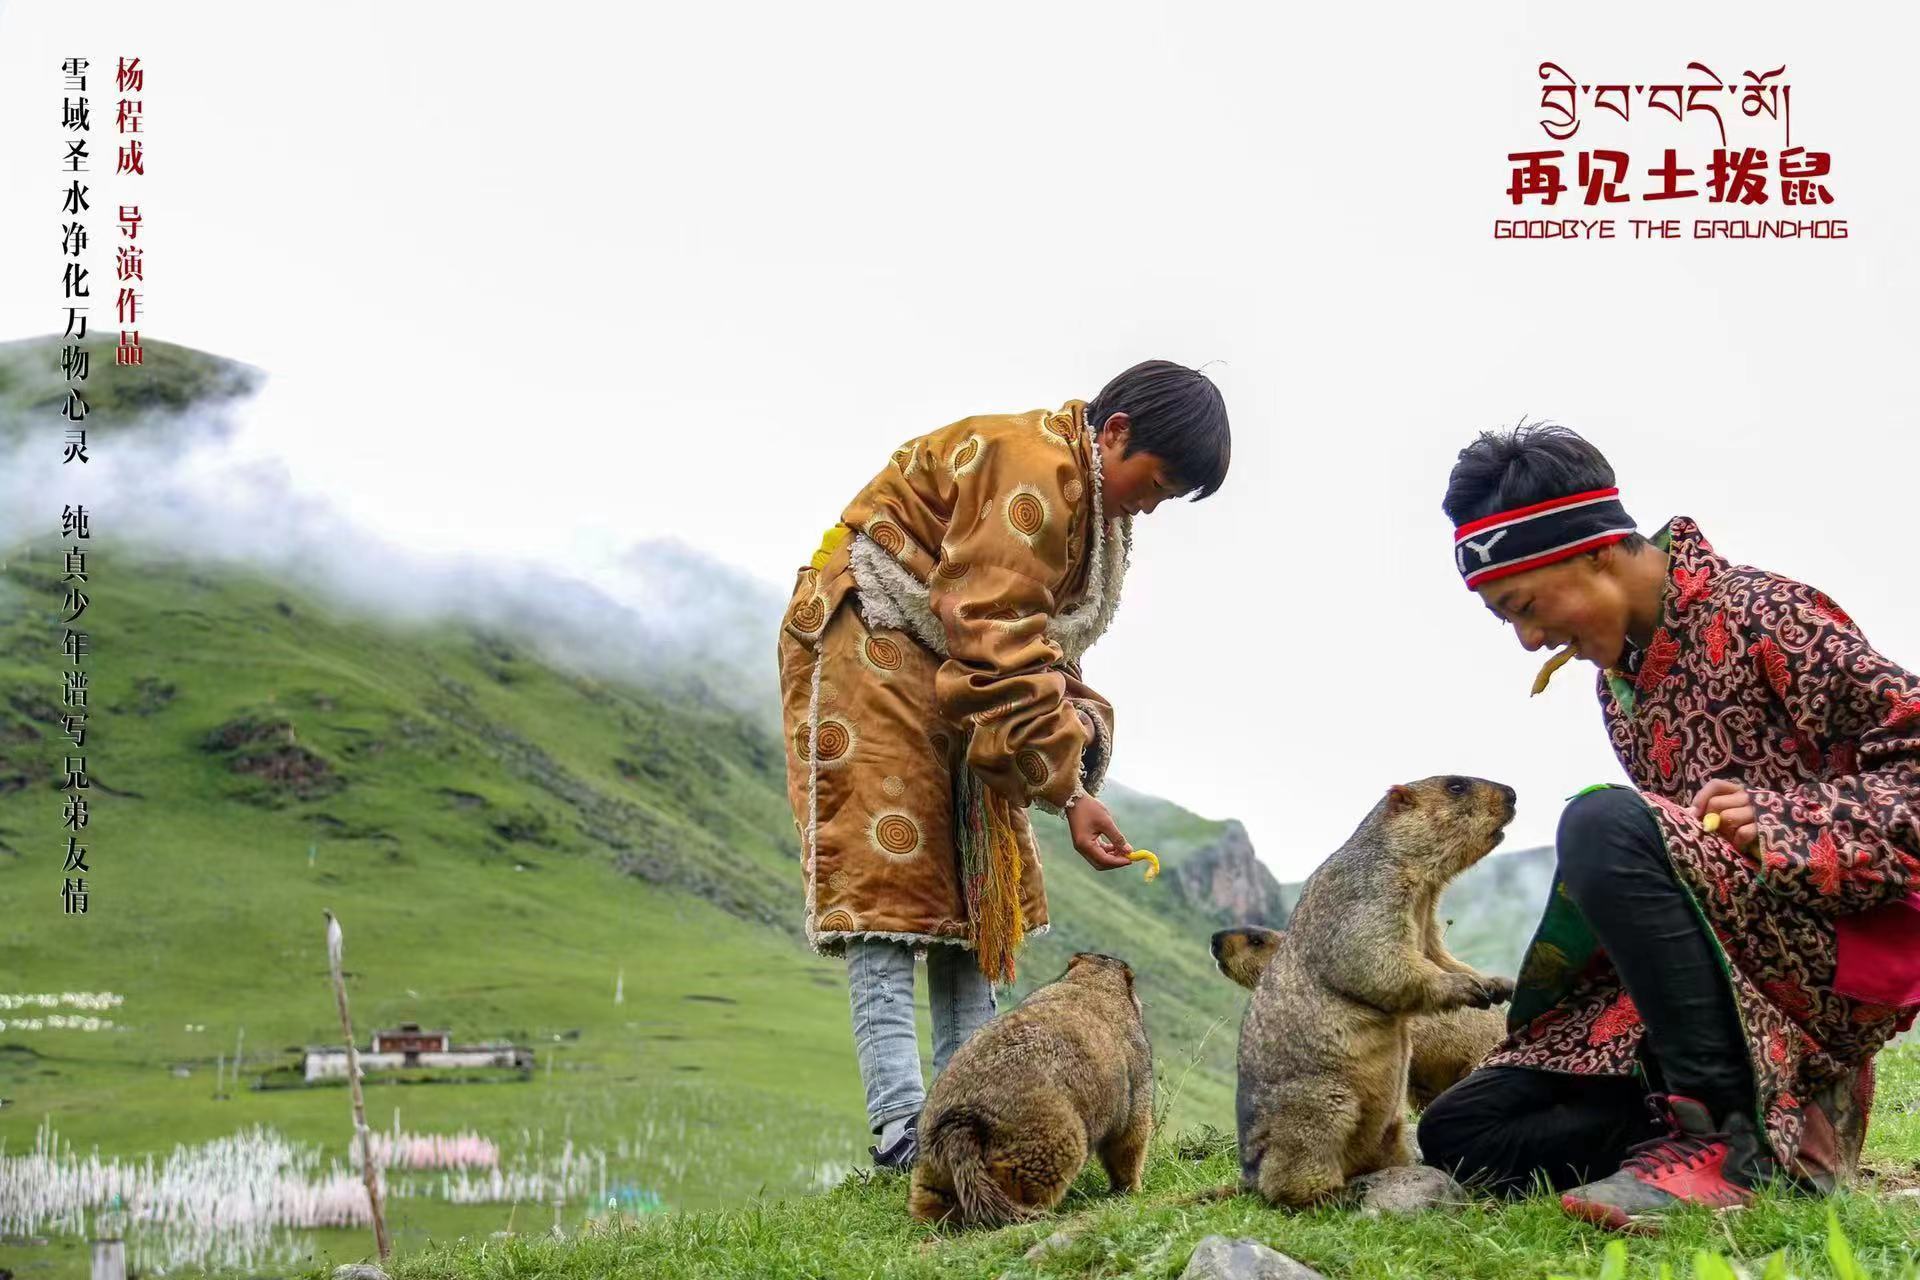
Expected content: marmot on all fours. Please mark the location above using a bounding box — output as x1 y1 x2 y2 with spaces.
908 952 1154 1228
1211 926 1508 1110
1235 776 1518 1209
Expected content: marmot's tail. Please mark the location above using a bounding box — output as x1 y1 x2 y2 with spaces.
923 1107 1034 1228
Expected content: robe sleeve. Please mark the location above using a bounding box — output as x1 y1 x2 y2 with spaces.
1060 660 1115 797
929 432 1094 813
1740 578 1920 915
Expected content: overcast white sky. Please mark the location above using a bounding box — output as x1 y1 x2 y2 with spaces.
2 1 1915 878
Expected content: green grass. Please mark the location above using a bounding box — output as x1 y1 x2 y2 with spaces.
372 1187 1920 1280
302 1044 1920 1279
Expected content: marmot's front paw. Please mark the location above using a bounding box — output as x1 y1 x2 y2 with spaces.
1442 972 1510 1010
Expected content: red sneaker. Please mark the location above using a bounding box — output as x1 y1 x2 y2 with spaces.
1561 1095 1774 1231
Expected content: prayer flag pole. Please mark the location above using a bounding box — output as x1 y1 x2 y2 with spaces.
324 909 391 1262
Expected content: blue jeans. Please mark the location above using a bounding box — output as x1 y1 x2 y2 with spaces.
845 939 998 1132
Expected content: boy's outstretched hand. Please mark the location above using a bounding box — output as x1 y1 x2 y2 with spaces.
1068 796 1136 871
1690 779 1760 853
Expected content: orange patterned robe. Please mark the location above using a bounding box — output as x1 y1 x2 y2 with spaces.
776 399 1127 956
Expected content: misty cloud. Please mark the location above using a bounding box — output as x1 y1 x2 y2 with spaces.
0 378 785 725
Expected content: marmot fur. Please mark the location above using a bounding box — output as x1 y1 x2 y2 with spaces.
1211 925 1507 1110
908 952 1153 1227
1234 775 1517 1207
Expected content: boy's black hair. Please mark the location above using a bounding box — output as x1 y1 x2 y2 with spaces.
1085 360 1231 501
1442 419 1649 551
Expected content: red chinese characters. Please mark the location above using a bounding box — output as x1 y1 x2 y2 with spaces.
1509 63 1835 208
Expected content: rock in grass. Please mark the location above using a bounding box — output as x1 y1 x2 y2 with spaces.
1346 1165 1467 1216
1180 1235 1325 1280
993 1231 1077 1279
1024 1231 1074 1260
331 1267 391 1280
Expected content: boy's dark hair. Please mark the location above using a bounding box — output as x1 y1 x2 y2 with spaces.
1442 419 1649 551
1085 360 1231 501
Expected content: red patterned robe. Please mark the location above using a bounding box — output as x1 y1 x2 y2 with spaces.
1490 516 1920 1187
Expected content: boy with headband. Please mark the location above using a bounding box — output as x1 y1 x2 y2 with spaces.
1419 421 1920 1230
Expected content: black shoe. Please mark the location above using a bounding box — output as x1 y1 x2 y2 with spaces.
869 1120 918 1171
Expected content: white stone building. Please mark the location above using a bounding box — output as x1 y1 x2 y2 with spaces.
303 1021 533 1082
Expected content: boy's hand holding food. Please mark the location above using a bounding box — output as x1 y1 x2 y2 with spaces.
1690 779 1759 852
1068 795 1137 870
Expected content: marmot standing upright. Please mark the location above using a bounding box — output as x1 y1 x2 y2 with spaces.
1235 775 1517 1208
1211 925 1508 1110
909 952 1154 1227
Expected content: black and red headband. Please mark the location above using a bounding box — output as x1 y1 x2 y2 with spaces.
1453 487 1638 590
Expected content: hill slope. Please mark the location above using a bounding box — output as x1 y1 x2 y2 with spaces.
0 525 1268 1179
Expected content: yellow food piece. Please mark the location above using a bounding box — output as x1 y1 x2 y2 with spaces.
1530 645 1579 697
1704 811 1723 833
1127 849 1161 882
810 523 851 570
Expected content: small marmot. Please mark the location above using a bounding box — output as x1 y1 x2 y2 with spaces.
908 952 1154 1227
1211 925 1507 1110
1235 775 1517 1208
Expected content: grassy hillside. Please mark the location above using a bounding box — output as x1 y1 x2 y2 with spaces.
0 526 1252 1275
0 332 261 449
